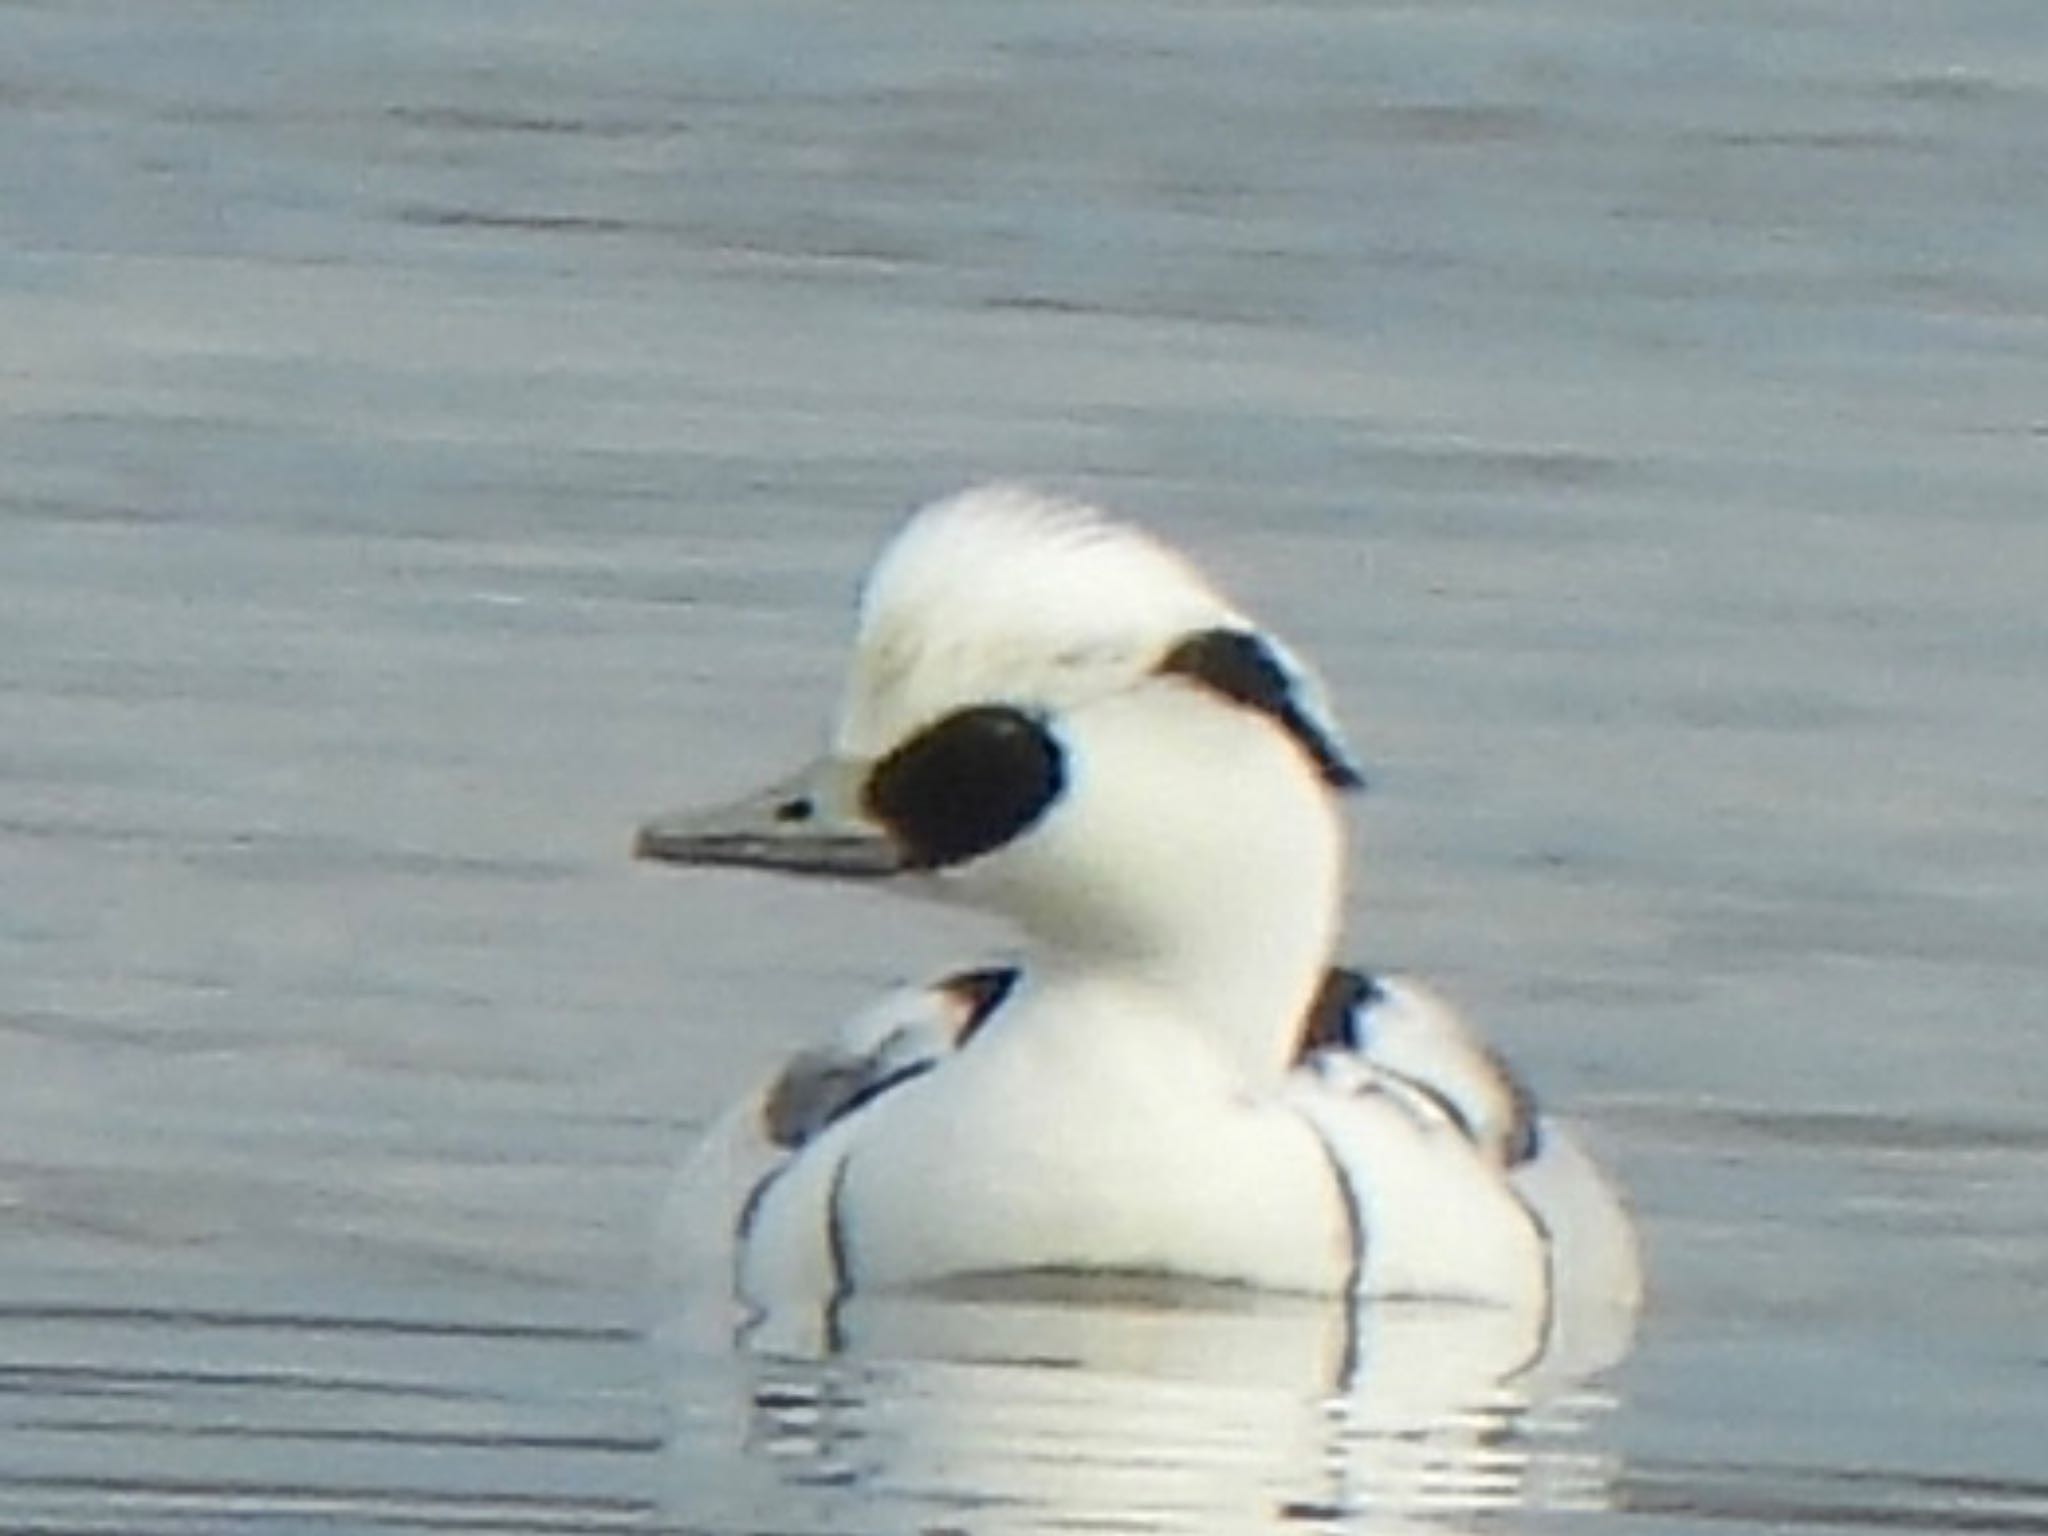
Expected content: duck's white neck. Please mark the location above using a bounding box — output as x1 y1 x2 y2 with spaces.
1021 881 1340 1086
962 686 1347 1084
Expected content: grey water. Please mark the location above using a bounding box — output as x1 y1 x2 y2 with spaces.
3 2 2045 1531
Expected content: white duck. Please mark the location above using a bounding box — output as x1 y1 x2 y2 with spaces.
638 485 1639 1329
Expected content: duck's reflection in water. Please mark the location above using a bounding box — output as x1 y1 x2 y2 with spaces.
656 1273 1633 1533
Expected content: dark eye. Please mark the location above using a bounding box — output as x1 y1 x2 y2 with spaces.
863 706 1065 870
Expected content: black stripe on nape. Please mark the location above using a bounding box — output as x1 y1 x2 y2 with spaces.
864 706 1066 869
1155 628 1364 790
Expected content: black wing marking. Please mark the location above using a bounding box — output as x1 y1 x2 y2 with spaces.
760 965 1022 1150
947 965 1021 1046
1296 967 1381 1056
1295 966 1545 1169
1487 1045 1544 1167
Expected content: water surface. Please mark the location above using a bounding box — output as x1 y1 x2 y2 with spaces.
4 3 2045 1532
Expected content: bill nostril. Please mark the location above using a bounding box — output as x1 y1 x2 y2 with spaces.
774 796 815 824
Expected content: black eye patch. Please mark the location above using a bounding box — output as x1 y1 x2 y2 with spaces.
863 706 1066 870
1156 628 1364 790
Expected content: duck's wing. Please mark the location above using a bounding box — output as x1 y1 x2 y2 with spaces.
762 966 1017 1149
1295 970 1538 1168
1295 969 1642 1369
656 966 1018 1304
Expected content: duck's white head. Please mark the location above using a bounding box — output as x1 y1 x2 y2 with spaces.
638 485 1365 1079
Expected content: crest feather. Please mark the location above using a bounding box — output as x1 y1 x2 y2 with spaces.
835 485 1240 756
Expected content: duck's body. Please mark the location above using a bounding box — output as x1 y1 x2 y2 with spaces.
746 968 1361 1300
639 486 1638 1327
685 964 1629 1319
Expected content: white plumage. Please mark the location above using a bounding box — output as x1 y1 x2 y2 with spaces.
639 485 1639 1354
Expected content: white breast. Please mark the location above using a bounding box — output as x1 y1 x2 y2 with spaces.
740 975 1356 1300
